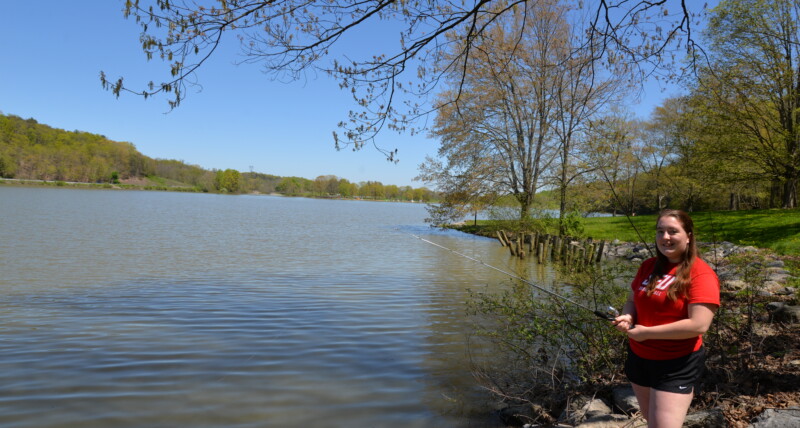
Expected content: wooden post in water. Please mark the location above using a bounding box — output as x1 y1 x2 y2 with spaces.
538 242 544 264
586 243 596 265
596 240 606 262
571 243 579 268
553 237 561 261
509 234 518 257
496 231 507 247
543 237 550 263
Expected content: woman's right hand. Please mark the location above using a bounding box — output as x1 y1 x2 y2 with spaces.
612 314 634 332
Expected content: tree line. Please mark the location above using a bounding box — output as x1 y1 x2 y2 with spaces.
0 113 436 200
417 0 799 230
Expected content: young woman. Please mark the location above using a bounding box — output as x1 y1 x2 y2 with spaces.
613 209 720 428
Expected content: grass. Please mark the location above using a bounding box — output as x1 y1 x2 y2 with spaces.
453 208 800 256
582 208 800 256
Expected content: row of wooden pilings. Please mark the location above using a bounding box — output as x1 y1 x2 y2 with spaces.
496 230 607 268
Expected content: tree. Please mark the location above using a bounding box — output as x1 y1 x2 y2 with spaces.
423 2 577 222
693 0 800 208
215 168 242 192
103 1 708 156
549 3 623 234
276 176 312 194
584 111 642 215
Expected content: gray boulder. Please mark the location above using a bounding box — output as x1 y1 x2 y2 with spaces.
611 385 639 415
684 408 727 428
766 302 800 323
559 397 612 426
575 414 634 427
748 407 800 428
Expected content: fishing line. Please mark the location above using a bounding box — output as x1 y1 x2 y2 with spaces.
410 234 618 320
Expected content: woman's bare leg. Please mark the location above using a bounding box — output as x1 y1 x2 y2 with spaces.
630 382 651 422
648 389 694 428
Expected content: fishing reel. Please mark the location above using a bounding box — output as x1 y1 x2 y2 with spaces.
594 306 620 320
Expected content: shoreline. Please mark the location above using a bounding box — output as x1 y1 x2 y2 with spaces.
0 179 432 203
450 226 799 427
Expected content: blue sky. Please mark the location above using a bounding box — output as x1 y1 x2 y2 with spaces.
0 1 689 187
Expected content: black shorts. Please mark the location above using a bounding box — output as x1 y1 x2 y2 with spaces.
624 346 705 394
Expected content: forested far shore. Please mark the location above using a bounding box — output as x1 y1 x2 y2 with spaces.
0 113 438 201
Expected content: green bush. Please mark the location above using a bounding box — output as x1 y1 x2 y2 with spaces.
466 262 632 422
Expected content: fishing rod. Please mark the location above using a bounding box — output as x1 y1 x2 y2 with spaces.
410 234 619 320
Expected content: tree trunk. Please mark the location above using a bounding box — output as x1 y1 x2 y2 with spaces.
559 182 567 236
770 180 781 208
783 175 798 208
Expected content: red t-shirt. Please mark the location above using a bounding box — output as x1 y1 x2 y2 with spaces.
629 257 720 360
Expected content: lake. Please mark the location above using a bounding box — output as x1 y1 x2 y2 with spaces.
0 186 555 427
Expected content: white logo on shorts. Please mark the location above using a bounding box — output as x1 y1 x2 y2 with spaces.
678 386 688 390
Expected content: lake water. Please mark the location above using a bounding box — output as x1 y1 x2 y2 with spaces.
0 186 555 427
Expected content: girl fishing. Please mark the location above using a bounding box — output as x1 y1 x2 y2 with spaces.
613 209 720 428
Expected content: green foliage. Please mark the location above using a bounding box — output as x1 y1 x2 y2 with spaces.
214 169 241 193
0 112 436 198
560 210 585 238
275 176 313 195
467 263 632 411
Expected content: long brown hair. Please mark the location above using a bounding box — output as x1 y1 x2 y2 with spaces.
647 209 697 301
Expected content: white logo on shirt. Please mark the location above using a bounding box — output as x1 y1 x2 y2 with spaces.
638 274 675 296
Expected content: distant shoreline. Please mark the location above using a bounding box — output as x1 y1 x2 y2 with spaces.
0 178 430 203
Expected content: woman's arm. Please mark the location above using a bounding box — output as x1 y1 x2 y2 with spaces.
626 303 718 342
612 290 636 332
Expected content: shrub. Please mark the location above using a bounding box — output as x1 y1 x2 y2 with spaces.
466 262 632 423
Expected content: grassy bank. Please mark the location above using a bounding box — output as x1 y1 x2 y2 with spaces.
455 208 800 256
0 177 202 192
581 209 800 256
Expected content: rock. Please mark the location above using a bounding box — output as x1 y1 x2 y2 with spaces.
724 279 748 292
767 273 791 283
766 302 800 323
766 260 785 268
684 408 726 428
717 270 739 281
775 287 796 296
575 414 633 427
748 407 800 428
559 397 612 426
611 385 639 415
767 260 784 267
497 404 531 427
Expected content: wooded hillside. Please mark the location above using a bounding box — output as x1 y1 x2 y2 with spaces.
0 113 436 200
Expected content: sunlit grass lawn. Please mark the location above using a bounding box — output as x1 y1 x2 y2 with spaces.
582 208 800 256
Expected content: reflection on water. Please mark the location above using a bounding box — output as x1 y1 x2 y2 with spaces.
0 187 555 427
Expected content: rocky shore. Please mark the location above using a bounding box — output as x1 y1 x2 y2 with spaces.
498 240 799 428
605 240 798 316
